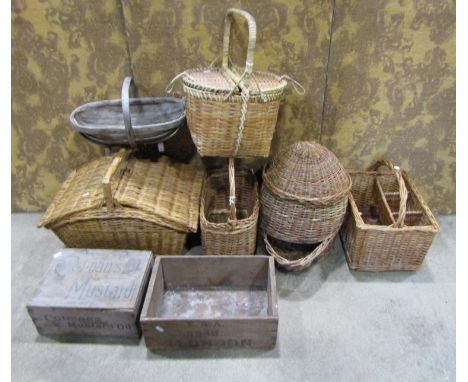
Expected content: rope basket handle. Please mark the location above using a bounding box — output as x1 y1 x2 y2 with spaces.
263 232 335 271
223 8 257 88
121 76 137 149
102 149 131 211
367 159 408 228
228 157 237 222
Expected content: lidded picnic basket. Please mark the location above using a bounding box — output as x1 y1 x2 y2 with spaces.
201 158 259 256
261 141 352 244
39 150 204 255
340 160 439 271
168 8 304 158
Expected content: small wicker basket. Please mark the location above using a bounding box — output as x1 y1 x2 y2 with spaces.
261 141 351 244
168 8 304 158
340 160 439 271
39 150 204 255
201 158 259 256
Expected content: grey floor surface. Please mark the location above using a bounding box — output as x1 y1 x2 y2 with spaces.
12 213 455 382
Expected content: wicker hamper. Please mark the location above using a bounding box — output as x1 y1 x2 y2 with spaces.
201 158 259 256
39 150 204 255
261 141 352 244
340 160 439 271
168 8 304 158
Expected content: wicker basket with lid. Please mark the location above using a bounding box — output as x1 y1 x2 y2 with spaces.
260 141 351 244
39 149 204 255
167 8 303 158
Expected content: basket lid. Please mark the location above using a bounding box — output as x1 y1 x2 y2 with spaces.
39 155 204 233
183 67 287 95
263 141 351 202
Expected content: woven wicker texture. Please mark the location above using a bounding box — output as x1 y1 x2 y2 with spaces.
200 158 259 256
172 8 300 158
39 150 204 255
340 160 439 272
263 232 336 272
183 68 287 96
261 141 351 244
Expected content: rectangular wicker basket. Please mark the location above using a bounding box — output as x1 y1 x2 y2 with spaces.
340 160 439 271
200 158 259 256
39 150 204 255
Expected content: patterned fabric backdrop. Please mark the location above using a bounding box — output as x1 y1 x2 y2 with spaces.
322 0 456 213
11 0 455 213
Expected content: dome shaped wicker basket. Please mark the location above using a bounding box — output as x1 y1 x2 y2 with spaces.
260 141 351 244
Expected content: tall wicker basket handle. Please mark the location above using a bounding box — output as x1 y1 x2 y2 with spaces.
228 157 237 221
223 8 257 88
102 149 131 211
121 76 138 149
367 159 408 228
263 232 336 272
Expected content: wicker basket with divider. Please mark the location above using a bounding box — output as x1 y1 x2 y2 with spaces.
340 160 439 271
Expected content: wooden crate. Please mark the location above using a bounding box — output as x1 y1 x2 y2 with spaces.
140 256 278 350
27 248 153 342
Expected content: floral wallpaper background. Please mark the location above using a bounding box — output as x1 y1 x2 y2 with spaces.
12 0 455 213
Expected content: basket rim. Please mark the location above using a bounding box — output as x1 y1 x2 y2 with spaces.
182 67 288 95
347 170 439 232
263 230 337 271
43 205 196 233
70 97 186 135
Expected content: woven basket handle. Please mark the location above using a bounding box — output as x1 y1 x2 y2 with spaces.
102 149 131 211
263 232 335 272
228 157 237 221
367 159 408 228
223 8 256 88
121 76 137 149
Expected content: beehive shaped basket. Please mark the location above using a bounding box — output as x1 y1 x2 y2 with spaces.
261 141 351 244
340 160 439 271
39 150 204 255
168 8 304 158
201 158 259 256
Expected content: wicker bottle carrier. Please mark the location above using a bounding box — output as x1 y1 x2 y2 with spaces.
39 150 204 255
261 141 352 244
201 158 259 256
167 8 304 158
340 160 439 272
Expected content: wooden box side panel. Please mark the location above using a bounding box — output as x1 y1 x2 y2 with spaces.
27 306 139 340
141 318 278 350
160 256 269 289
267 258 279 317
141 258 164 318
